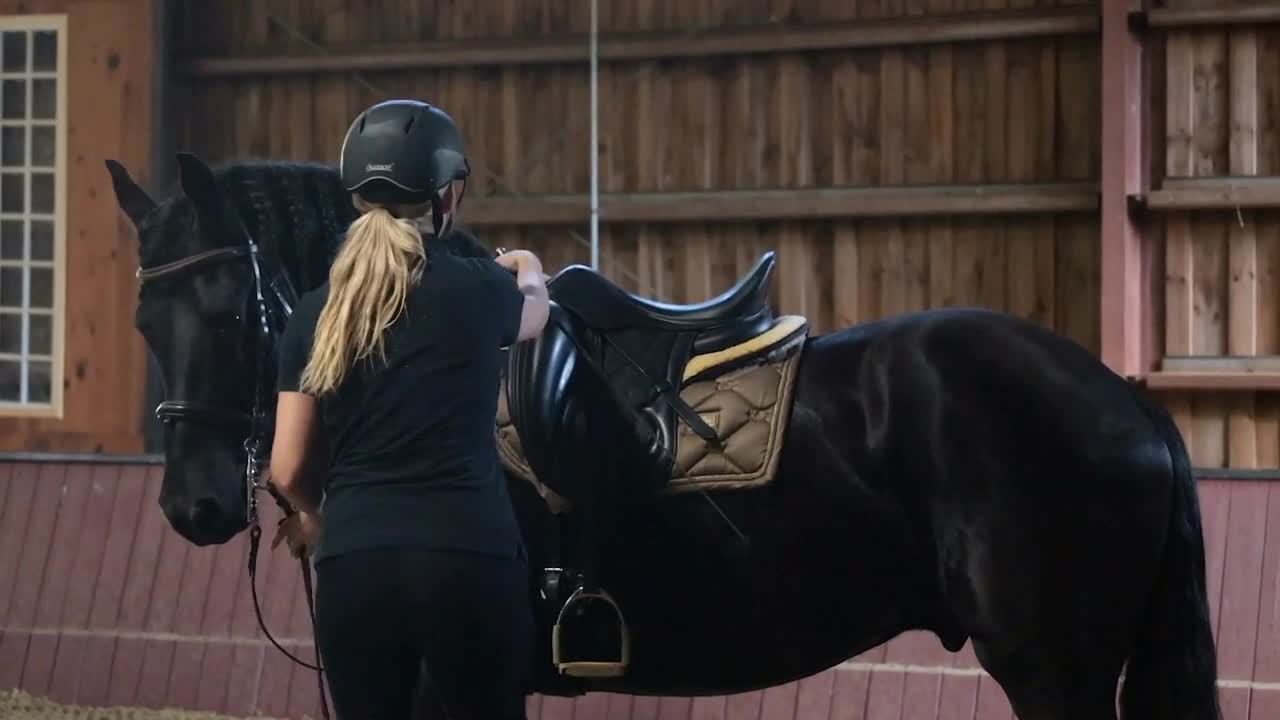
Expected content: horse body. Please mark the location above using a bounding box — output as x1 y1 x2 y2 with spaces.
523 308 1177 706
109 154 1220 720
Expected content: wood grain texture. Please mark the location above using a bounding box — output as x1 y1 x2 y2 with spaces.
0 0 158 455
1155 18 1280 468
1 464 1278 718
164 0 1101 352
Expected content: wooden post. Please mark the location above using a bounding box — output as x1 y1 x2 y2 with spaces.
1100 0 1153 378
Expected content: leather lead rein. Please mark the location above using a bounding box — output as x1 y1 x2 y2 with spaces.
138 226 329 720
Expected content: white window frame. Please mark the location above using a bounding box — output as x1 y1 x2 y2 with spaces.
0 14 67 418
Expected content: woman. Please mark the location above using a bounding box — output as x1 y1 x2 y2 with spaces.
267 99 550 719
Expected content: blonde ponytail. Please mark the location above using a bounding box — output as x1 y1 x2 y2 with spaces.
299 197 428 396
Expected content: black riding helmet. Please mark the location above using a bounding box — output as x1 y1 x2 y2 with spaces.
339 99 470 235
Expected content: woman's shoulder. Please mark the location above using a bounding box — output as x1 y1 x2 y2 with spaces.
436 226 491 258
288 283 329 328
426 240 505 288
297 282 329 309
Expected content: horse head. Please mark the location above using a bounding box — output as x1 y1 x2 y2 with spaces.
108 152 270 545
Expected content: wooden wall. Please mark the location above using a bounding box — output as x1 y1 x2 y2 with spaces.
2 459 1276 719
170 0 1103 350
0 0 156 454
1142 3 1280 469
152 1 1280 471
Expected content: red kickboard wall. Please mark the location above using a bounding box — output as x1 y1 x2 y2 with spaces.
0 460 1277 720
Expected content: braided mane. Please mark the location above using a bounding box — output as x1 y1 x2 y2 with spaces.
138 159 492 294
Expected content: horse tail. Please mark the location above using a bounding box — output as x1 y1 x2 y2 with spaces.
1119 385 1221 720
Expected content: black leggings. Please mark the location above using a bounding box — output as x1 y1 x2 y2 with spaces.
313 547 534 720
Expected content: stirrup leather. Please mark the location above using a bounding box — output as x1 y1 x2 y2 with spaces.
551 585 631 678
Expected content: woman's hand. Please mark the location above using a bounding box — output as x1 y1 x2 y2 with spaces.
494 249 537 273
271 511 322 559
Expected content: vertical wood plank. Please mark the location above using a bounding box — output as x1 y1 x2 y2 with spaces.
927 0 956 314
1198 481 1232 640
724 689 764 720
792 670 834 720
1214 482 1269 716
34 465 92 629
1165 30 1197 448
1228 30 1259 468
106 467 165 707
0 631 31 690
972 673 1014 720
758 682 798 720
1248 482 1280 720
1005 32 1048 327
6 464 65 629
0 465 36 624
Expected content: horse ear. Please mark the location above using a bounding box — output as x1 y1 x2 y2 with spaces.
104 159 157 227
175 152 225 231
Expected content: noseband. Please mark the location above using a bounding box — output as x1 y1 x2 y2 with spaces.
136 225 331 720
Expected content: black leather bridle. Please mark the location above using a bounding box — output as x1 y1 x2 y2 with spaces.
136 223 330 720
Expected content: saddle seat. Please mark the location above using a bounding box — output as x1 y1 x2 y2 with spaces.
549 251 777 356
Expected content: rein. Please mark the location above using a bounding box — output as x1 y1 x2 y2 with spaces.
137 228 330 720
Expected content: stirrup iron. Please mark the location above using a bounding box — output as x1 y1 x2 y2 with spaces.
551 585 630 678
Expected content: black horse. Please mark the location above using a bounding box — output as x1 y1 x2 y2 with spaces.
108 152 1220 720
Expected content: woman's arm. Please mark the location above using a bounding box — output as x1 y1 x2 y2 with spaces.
495 250 550 342
268 391 326 516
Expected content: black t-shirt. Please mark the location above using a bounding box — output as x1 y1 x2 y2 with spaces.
276 238 526 563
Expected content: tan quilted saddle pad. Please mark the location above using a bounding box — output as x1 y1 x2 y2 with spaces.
495 316 809 512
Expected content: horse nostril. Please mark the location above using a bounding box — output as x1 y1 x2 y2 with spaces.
190 497 222 530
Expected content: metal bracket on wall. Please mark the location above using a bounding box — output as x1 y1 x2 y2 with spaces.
1126 10 1149 35
1125 193 1149 224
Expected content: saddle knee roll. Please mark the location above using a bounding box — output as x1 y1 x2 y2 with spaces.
507 304 671 501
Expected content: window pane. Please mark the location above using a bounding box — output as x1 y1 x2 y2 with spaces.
29 266 50 308
32 31 55 72
0 220 21 260
0 312 19 352
1 173 23 212
27 359 49 403
0 265 21 306
2 31 26 72
30 220 50 260
31 126 53 167
29 312 49 354
0 359 18 401
32 78 53 119
2 79 25 119
31 172 52 213
1 126 23 166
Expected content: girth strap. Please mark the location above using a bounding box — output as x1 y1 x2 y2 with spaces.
597 331 719 443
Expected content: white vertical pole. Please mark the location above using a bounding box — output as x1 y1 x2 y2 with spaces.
589 0 600 269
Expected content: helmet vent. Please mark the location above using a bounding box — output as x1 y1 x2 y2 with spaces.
404 115 416 134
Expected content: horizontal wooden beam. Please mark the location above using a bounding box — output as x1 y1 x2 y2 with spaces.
460 182 1099 226
0 451 163 465
1143 372 1280 391
1140 356 1280 391
1162 356 1280 373
1134 4 1280 30
1135 177 1280 211
177 8 1098 78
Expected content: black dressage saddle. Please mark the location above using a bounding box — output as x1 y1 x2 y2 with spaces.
548 251 777 355
504 252 782 680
